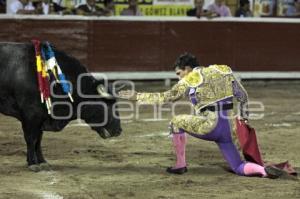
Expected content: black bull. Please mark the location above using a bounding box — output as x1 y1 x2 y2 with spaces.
0 42 122 171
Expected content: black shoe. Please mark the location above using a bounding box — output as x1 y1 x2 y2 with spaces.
265 166 286 179
166 167 188 175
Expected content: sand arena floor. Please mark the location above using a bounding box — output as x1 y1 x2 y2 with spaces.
0 81 299 199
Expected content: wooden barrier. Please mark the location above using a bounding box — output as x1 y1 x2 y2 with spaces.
0 16 299 72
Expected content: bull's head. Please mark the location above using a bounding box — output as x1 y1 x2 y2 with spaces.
80 81 122 139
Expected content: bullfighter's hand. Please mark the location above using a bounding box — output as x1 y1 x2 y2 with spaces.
238 116 249 125
118 90 137 101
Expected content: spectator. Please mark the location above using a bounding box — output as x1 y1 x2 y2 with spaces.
33 0 57 14
235 0 253 17
52 0 73 14
286 0 300 17
0 0 5 13
187 0 215 18
120 0 142 16
207 0 232 17
76 0 104 16
102 0 115 16
8 0 36 14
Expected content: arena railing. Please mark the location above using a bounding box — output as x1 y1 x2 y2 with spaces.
1 14 300 23
92 71 300 86
1 15 299 85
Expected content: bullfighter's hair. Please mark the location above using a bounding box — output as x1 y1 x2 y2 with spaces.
173 52 200 70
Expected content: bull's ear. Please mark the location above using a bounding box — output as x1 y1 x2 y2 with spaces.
97 85 114 99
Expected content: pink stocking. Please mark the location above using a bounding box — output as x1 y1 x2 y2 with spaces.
243 162 267 177
172 133 187 168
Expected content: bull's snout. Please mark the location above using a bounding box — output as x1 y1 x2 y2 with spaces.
114 127 122 137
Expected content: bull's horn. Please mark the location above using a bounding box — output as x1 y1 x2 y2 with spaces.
115 84 127 92
97 85 113 98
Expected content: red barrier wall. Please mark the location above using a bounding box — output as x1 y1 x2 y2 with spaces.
0 17 299 72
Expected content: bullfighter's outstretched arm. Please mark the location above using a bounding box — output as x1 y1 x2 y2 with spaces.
136 81 188 104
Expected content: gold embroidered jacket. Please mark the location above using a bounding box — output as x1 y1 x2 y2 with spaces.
136 65 249 119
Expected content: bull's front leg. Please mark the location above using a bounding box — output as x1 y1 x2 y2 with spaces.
35 131 51 171
22 122 42 172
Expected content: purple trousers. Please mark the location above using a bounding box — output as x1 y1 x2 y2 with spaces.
187 110 246 175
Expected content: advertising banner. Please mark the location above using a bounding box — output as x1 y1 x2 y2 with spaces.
114 0 193 16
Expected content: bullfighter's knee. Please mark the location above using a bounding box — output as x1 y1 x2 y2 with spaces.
169 115 186 134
